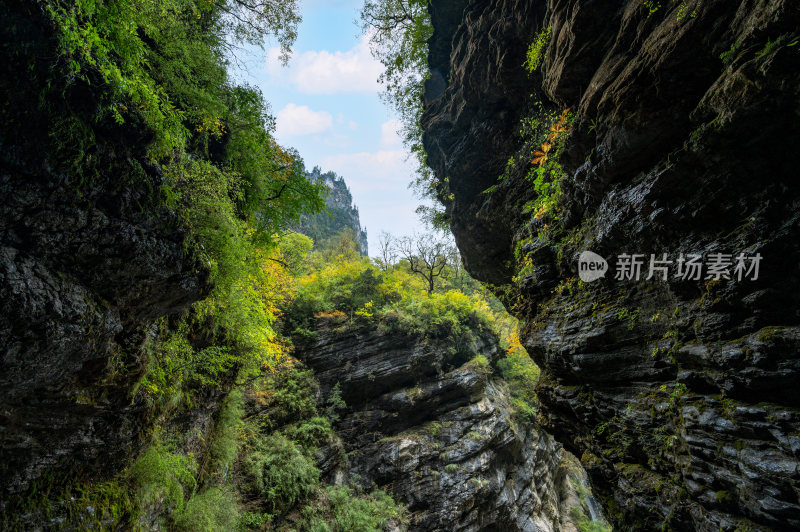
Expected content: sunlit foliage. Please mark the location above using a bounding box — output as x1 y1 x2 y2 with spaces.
44 0 300 157
285 231 519 345
497 330 541 421
139 232 311 403
524 26 551 72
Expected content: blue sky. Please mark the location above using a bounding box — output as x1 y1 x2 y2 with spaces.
232 0 426 254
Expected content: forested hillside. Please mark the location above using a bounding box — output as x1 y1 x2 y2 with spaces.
295 167 369 256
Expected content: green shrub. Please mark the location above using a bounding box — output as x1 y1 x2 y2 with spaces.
208 388 245 479
389 289 493 340
259 368 319 429
755 35 788 59
510 397 538 422
497 331 540 421
525 160 564 221
238 510 274 529
716 490 734 504
524 26 551 72
244 435 320 513
127 447 197 514
444 464 460 474
299 486 406 532
467 354 490 368
173 487 239 531
139 319 241 403
283 416 333 451
325 382 347 422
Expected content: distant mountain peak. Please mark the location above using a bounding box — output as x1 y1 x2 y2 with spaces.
298 167 368 255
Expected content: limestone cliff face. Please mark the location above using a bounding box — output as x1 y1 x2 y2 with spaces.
422 0 800 529
0 148 207 501
297 316 599 531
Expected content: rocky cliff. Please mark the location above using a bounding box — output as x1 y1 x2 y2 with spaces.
0 2 219 518
1 3 594 529
298 167 369 255
422 0 800 529
0 116 206 505
298 314 602 531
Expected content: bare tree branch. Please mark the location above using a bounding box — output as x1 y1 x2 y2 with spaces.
396 232 449 293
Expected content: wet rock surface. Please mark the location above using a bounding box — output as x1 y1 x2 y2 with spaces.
299 317 597 531
422 0 800 529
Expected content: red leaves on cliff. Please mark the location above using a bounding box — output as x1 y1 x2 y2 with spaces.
531 108 571 167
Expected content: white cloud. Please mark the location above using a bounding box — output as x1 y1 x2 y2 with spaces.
380 119 403 147
321 150 412 194
275 104 333 137
265 34 383 94
321 148 426 254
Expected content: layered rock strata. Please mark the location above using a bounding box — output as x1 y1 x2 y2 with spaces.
421 0 800 528
299 316 602 531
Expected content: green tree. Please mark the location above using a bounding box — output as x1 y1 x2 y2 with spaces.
44 0 300 156
360 0 433 195
279 233 315 274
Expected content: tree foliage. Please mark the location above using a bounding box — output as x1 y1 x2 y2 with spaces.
360 0 433 196
44 0 300 156
23 0 327 405
244 434 320 514
285 230 518 342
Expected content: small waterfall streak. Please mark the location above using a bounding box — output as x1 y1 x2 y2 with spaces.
576 469 604 523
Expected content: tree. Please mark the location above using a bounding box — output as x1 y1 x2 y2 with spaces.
317 228 362 262
277 233 314 274
445 245 468 290
397 233 449 294
361 1 454 229
44 0 303 156
214 0 301 64
360 1 433 195
376 230 397 271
